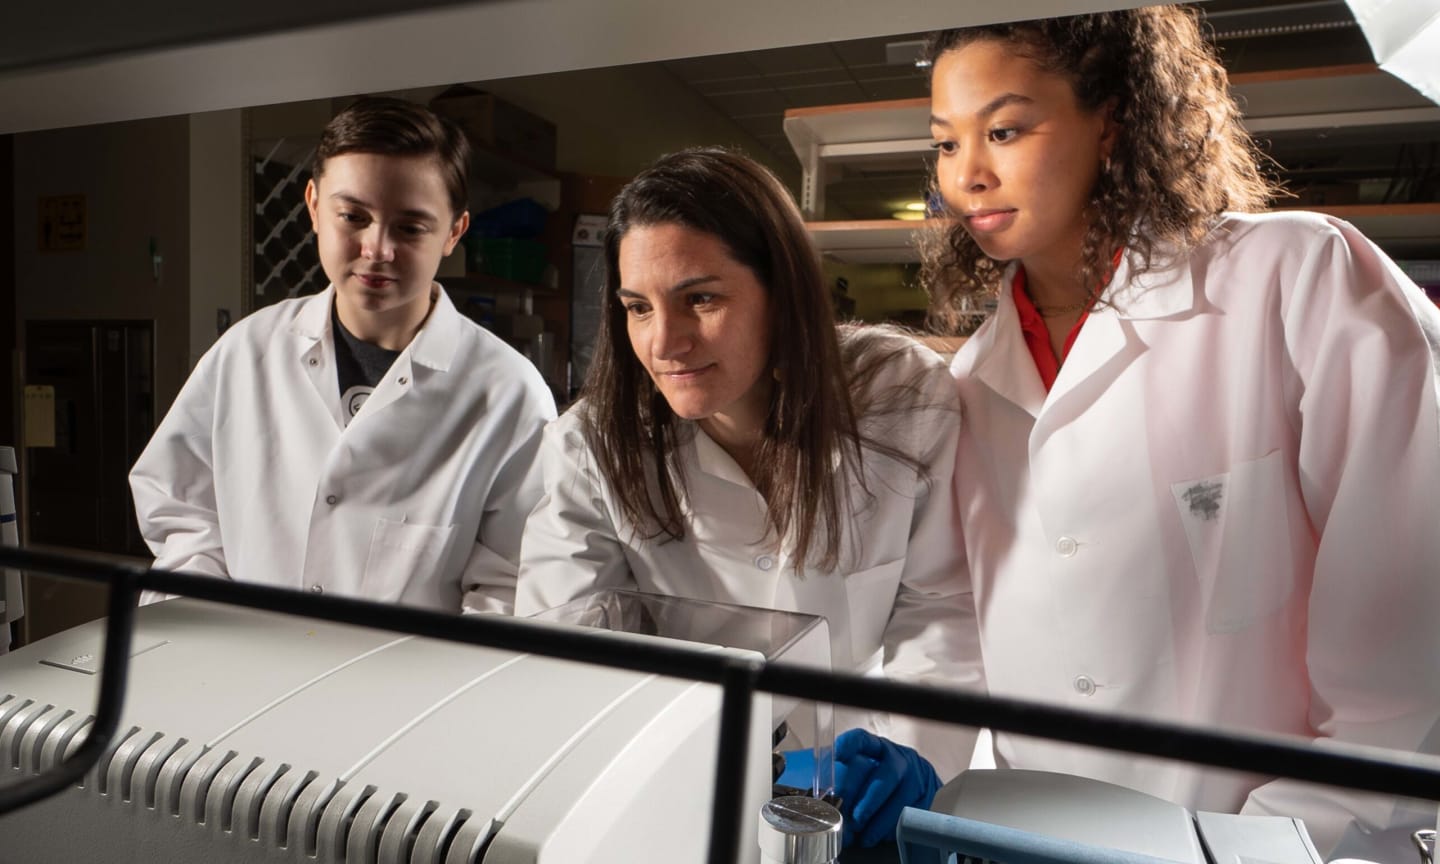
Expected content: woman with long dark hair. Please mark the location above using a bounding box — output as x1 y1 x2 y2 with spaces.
517 147 981 848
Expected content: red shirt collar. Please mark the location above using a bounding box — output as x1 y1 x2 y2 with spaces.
1011 249 1123 392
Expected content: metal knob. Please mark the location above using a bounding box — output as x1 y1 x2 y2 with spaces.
758 795 843 864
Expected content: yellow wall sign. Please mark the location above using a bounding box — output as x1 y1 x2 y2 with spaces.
38 194 86 252
23 386 56 448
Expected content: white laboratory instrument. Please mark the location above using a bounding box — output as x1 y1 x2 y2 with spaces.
0 592 831 864
905 768 1328 864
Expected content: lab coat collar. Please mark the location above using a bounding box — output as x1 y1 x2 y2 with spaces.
291 284 461 373
1101 243 1198 320
692 424 757 490
966 261 1048 419
964 245 1191 420
690 420 846 489
410 284 461 372
292 286 335 342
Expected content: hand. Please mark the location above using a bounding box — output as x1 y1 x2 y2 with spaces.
832 728 941 848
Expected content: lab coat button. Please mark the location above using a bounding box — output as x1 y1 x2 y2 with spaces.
1056 536 1078 557
309 584 324 594
756 555 775 571
325 494 338 505
1073 675 1096 696
307 357 319 367
398 376 408 385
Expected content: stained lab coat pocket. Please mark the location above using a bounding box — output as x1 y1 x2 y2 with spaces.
845 558 906 670
361 518 457 603
1171 449 1295 634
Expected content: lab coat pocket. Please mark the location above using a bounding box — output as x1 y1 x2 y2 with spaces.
361 518 457 603
1170 449 1294 634
845 558 906 670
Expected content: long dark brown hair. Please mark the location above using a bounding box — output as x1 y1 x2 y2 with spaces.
921 6 1283 331
580 147 862 571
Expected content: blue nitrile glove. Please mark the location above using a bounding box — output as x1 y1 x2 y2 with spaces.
832 728 941 848
775 745 848 795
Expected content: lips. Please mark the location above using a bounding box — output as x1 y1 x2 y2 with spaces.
659 364 715 381
355 273 396 289
964 209 1017 233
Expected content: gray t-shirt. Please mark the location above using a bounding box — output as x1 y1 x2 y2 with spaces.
332 302 401 425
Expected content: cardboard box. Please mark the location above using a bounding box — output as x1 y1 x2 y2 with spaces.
430 86 557 171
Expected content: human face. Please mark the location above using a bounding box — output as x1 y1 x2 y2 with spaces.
930 39 1114 278
617 223 773 442
305 152 468 333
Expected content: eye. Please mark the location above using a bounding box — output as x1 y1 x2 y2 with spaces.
338 211 368 225
987 127 1019 143
623 301 651 317
686 292 717 307
929 140 958 155
399 223 429 238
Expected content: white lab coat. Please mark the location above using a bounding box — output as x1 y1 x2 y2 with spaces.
952 211 1440 858
517 329 983 778
131 285 555 613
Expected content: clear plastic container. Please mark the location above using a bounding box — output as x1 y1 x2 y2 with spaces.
530 588 837 798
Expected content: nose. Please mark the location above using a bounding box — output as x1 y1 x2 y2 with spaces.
361 224 396 263
950 142 995 195
650 308 695 362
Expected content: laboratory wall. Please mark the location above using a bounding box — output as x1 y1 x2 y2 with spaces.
187 109 245 370
9 113 250 644
13 115 192 412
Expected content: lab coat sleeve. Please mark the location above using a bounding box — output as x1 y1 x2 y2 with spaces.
1239 217 1440 858
514 413 636 616
460 374 556 615
869 346 986 782
129 348 232 599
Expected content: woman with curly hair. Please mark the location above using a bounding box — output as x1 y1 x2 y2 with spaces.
925 7 1440 859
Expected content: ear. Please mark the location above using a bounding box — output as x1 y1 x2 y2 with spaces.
304 178 321 230
1098 98 1121 164
443 210 470 256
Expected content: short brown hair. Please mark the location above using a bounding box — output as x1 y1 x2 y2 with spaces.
313 96 471 218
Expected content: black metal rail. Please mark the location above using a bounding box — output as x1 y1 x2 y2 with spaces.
1 546 1438 864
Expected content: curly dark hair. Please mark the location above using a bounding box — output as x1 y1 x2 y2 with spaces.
921 6 1283 332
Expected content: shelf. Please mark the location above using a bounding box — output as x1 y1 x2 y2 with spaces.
785 64 1440 225
783 98 929 158
472 144 558 186
469 145 562 211
806 219 942 264
1231 65 1440 138
1282 203 1440 257
806 204 1440 265
784 99 928 219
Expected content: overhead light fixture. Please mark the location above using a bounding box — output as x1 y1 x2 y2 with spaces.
904 201 927 212
892 210 927 222
885 39 928 67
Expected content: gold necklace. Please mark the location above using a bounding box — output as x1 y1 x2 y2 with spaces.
1029 293 1093 319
